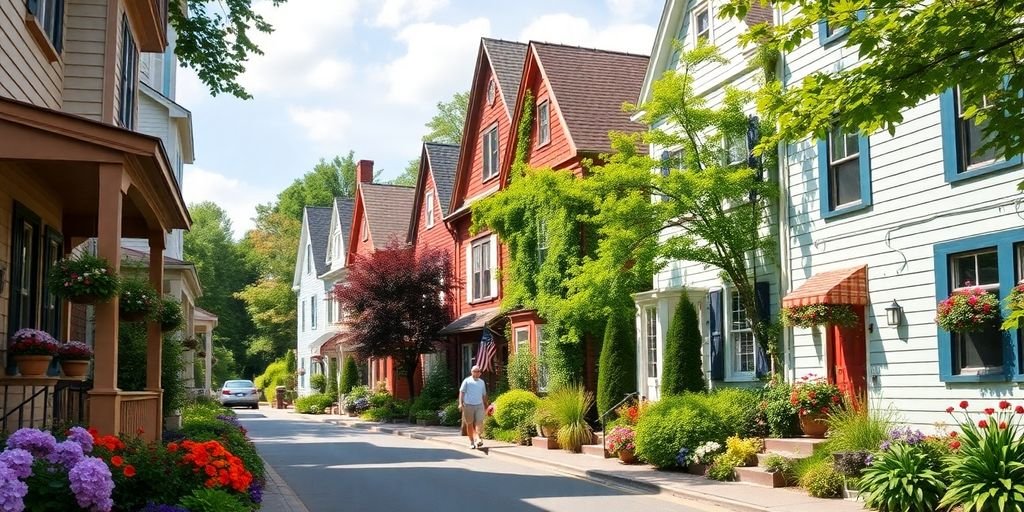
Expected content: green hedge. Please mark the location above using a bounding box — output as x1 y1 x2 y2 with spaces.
295 393 335 414
634 388 759 468
490 389 540 444
597 311 637 417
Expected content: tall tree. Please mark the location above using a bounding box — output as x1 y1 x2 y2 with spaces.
724 0 1024 179
332 244 450 398
661 293 705 395
391 91 469 186
596 311 637 417
170 0 288 99
275 152 358 220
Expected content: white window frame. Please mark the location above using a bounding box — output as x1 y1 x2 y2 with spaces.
692 3 712 45
326 297 334 324
727 289 756 380
468 235 497 302
537 100 551 146
425 190 435 229
724 132 748 167
828 125 862 209
305 243 313 275
514 327 530 354
461 343 474 377
482 125 500 181
644 306 658 377
310 295 317 330
301 300 306 332
950 249 1002 375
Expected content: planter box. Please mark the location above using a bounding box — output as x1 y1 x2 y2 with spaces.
531 436 560 450
687 463 708 476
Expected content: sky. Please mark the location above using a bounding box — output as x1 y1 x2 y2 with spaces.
178 0 662 237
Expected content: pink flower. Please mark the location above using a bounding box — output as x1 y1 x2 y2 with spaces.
1000 401 1011 410
960 401 969 409
978 420 989 429
968 296 978 306
946 406 954 413
985 408 995 415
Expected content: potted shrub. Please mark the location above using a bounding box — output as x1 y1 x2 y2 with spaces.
118 278 159 322
158 297 184 332
605 425 637 463
781 303 858 328
57 341 93 378
688 441 723 476
9 329 60 377
534 401 559 438
48 253 119 305
790 374 842 437
936 286 1001 332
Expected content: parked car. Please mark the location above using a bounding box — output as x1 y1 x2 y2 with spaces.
220 379 259 409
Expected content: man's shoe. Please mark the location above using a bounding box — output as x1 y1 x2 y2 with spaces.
469 443 477 449
476 440 484 448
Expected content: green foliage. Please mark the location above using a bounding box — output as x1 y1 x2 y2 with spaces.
799 460 844 499
412 363 456 415
310 373 327 394
179 488 251 512
118 277 160 318
340 356 360 394
439 401 462 426
492 390 541 445
285 350 296 378
597 311 637 418
423 90 469 144
661 294 705 395
542 384 594 453
781 304 859 329
942 407 1024 511
158 297 184 332
706 460 738 481
254 358 287 401
506 349 537 391
117 323 186 414
48 252 119 301
757 377 799 437
860 443 946 512
824 401 899 453
764 454 794 476
295 393 335 414
326 356 338 396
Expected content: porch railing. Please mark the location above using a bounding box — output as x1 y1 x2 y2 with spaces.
0 378 90 433
119 391 161 442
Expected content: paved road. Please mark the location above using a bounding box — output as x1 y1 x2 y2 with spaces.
238 410 715 512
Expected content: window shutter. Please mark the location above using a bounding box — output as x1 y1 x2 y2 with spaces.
465 244 472 303
26 0 38 15
489 235 499 297
53 0 64 53
708 289 724 380
754 281 771 377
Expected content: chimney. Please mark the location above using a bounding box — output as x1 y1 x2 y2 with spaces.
357 160 374 184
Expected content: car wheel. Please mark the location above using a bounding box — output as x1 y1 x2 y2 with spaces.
252 404 259 410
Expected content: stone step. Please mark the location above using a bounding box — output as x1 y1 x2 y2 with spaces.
762 437 827 457
531 436 560 450
756 451 809 466
582 444 609 458
734 466 789 488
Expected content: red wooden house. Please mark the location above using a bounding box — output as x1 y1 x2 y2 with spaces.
499 42 649 392
345 159 417 398
439 38 527 384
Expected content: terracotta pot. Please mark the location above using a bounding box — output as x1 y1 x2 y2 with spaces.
68 294 104 305
60 359 90 378
15 355 53 377
688 463 708 476
800 412 829 437
618 448 637 464
537 424 557 438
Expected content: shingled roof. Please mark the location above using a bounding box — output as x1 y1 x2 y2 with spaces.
336 197 355 250
424 143 459 216
532 42 649 154
305 206 333 276
481 38 528 118
360 183 416 247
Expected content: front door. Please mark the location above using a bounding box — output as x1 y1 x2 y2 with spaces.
642 306 660 401
828 307 868 403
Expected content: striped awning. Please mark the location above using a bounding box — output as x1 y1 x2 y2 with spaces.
782 265 868 307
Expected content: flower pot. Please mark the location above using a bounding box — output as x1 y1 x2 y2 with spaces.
537 424 557 438
60 360 90 378
618 448 637 464
688 463 708 476
68 294 105 306
799 412 829 437
15 355 53 377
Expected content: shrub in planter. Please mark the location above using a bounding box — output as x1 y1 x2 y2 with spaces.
824 399 898 453
118 278 160 321
309 374 327 394
158 297 184 332
661 294 705 395
859 443 946 512
781 303 858 328
763 454 794 477
790 374 842 433
295 393 334 414
635 395 720 468
9 329 60 357
48 253 119 304
940 400 1024 511
547 385 594 453
799 460 844 498
605 425 636 455
936 287 1000 332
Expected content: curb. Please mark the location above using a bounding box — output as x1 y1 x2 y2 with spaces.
321 418 767 512
259 454 311 512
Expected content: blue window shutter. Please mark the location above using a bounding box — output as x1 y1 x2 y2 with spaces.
754 281 771 377
26 0 38 15
709 289 724 380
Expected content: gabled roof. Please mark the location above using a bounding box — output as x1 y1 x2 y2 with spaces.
336 197 355 250
139 82 195 164
481 38 529 119
531 42 649 154
407 142 460 242
305 206 333 277
321 197 355 277
360 183 415 247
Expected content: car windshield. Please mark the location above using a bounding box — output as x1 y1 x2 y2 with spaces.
223 380 255 389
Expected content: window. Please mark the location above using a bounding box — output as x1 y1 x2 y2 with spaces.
300 359 305 388
514 327 530 354
470 237 493 301
818 125 872 218
817 10 865 45
326 297 334 324
117 15 138 128
537 101 550 146
486 79 496 106
693 5 711 44
724 133 747 166
940 87 1022 182
425 190 435 229
645 307 658 377
461 343 474 377
8 204 41 335
482 126 499 180
657 149 684 202
537 218 549 264
310 296 317 330
332 230 341 260
305 244 313 275
536 325 549 392
301 301 306 332
41 228 63 338
934 228 1024 382
28 0 64 54
730 293 755 375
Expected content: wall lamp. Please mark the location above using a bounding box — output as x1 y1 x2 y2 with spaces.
885 300 903 327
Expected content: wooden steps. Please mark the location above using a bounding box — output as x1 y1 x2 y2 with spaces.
735 438 827 488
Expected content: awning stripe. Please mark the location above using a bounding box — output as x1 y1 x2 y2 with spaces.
782 265 868 307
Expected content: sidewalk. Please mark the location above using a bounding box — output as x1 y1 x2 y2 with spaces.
259 454 310 512
275 408 864 512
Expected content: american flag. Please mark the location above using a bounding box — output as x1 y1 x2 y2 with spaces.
477 330 498 372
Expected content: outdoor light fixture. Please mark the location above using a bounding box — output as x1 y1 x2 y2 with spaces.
885 300 903 327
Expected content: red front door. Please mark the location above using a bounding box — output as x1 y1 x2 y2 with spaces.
828 308 867 403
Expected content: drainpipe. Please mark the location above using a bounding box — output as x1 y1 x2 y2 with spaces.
774 1 796 383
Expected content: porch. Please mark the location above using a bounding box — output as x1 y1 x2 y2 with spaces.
0 96 190 440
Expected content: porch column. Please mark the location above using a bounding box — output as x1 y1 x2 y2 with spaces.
204 330 212 392
88 164 126 436
146 232 164 436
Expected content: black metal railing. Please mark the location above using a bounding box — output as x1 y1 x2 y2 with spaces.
0 380 90 433
53 379 89 427
599 392 639 443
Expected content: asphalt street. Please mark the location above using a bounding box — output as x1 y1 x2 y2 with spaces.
239 410 716 512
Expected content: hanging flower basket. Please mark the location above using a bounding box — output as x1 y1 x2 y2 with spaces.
118 278 159 322
48 253 119 305
158 297 184 332
781 303 858 328
1001 281 1024 331
936 287 1000 332
182 336 200 350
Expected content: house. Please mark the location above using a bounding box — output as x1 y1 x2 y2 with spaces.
406 142 460 385
0 0 190 440
293 205 332 396
439 38 527 386
497 41 649 393
346 160 417 397
315 197 357 392
631 0 777 400
776 5 1024 425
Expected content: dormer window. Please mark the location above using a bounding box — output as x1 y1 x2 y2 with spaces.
487 79 496 106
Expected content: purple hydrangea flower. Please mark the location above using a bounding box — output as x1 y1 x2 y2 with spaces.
217 414 242 429
0 451 32 481
65 427 93 454
5 429 56 458
249 480 264 504
46 441 84 469
0 463 28 512
68 456 113 512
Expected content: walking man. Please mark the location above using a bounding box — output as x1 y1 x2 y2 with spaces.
459 365 488 449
